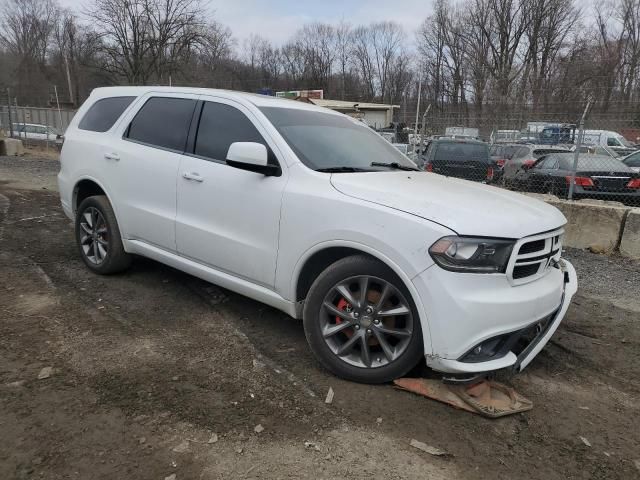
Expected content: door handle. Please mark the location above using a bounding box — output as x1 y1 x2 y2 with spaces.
182 172 204 182
104 152 120 161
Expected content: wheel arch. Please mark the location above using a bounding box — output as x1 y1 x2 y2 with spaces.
72 177 115 215
291 240 433 354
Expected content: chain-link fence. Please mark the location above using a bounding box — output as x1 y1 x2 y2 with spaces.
391 101 640 207
1 104 75 152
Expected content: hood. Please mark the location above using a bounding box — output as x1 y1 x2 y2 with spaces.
330 172 566 238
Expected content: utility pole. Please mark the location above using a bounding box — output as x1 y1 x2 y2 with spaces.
568 97 593 201
54 85 63 130
413 70 422 153
64 54 74 105
418 104 431 154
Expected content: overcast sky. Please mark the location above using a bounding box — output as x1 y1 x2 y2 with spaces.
57 0 430 45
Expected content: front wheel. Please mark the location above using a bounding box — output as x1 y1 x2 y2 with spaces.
303 256 424 384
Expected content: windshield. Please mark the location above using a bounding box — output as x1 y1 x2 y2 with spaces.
616 135 634 148
259 107 415 171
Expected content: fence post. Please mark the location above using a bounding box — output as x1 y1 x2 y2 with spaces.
6 89 13 138
568 98 593 201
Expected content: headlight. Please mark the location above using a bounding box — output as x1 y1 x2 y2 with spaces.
429 236 515 273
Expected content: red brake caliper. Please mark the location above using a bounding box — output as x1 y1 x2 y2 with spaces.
335 298 353 338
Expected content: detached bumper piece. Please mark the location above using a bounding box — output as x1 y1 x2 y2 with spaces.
394 377 533 418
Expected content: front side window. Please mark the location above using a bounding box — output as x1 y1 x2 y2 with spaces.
126 97 197 151
79 96 135 132
607 137 621 147
195 102 271 162
259 107 414 171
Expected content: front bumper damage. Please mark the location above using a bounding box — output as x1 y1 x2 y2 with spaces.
424 258 578 376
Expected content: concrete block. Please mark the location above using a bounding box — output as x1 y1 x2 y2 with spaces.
620 209 640 259
541 197 628 253
0 138 25 156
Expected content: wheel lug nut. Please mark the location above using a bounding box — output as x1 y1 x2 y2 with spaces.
355 325 360 330
374 319 380 325
366 329 372 334
365 307 373 314
353 312 359 318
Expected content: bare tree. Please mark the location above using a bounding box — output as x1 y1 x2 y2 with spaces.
335 20 352 99
85 0 210 84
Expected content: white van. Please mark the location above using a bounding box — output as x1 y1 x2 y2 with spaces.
580 130 636 156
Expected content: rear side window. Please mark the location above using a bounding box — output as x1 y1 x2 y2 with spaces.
78 96 135 132
126 97 197 151
195 102 272 162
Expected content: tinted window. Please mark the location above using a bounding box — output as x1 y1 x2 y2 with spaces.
433 142 489 163
557 154 629 171
540 157 558 169
259 107 414 171
195 102 270 162
126 97 196 151
79 96 135 132
502 145 520 158
624 153 640 167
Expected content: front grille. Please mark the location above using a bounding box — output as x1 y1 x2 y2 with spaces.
518 239 545 255
513 263 540 279
507 229 564 285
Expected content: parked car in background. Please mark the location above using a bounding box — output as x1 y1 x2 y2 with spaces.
444 126 479 139
12 123 63 145
392 143 410 155
492 129 521 143
539 124 576 145
573 144 620 158
502 145 571 187
420 138 495 182
58 86 577 384
622 151 640 173
580 130 636 156
518 153 640 205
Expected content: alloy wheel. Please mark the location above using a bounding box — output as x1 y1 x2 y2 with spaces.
79 207 109 265
320 275 414 368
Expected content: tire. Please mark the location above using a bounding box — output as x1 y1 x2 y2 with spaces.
303 255 424 384
75 195 132 274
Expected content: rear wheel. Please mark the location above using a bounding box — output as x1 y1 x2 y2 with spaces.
303 256 423 384
75 195 131 274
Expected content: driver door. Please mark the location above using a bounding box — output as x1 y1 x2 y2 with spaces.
175 98 287 287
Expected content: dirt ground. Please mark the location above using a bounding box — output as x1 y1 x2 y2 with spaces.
1 154 639 480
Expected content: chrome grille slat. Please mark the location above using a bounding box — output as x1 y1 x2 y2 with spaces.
507 229 564 286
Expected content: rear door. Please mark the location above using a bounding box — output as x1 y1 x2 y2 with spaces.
175 97 287 287
107 93 199 251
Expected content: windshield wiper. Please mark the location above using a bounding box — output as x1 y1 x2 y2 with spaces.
316 166 371 173
370 162 420 171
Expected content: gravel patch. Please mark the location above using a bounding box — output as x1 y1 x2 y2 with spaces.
564 247 640 313
0 154 60 191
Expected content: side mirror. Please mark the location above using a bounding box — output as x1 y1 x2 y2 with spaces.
226 142 281 176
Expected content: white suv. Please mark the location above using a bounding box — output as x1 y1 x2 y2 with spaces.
58 87 577 384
